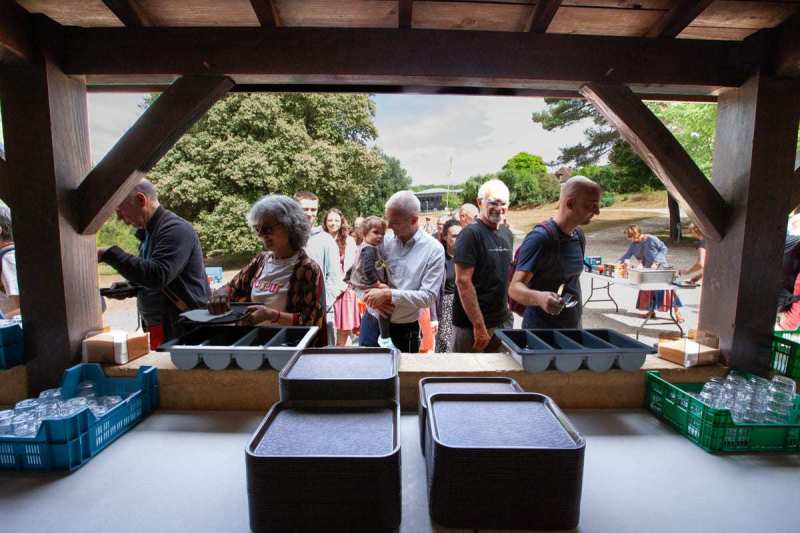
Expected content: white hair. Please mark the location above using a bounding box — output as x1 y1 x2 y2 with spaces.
459 203 478 217
385 190 420 216
247 194 311 251
477 178 510 203
0 203 12 240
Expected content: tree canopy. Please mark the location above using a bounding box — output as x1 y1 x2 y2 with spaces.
145 92 409 256
461 152 560 207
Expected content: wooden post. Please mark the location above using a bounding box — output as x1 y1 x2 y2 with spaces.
0 55 102 394
700 71 800 373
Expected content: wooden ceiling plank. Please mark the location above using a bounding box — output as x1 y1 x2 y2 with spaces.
580 82 727 241
527 0 563 33
0 0 33 63
55 27 753 88
399 0 413 29
646 0 714 38
776 12 800 78
102 0 151 27
73 75 234 234
249 0 280 27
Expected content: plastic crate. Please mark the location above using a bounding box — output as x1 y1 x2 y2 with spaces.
771 332 800 380
645 370 800 453
0 363 159 471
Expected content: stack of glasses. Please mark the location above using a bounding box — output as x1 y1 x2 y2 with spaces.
697 374 797 424
0 380 125 437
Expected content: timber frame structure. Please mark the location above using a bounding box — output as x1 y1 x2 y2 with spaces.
0 0 798 392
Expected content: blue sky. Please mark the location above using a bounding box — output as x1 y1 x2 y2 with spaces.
87 92 588 185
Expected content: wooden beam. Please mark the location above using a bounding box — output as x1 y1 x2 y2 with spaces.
102 0 151 27
700 72 800 374
645 0 714 38
398 0 413 29
249 0 280 27
73 75 233 235
580 82 727 241
0 156 8 203
0 57 102 393
0 0 33 63
526 0 562 33
775 13 800 78
54 27 753 89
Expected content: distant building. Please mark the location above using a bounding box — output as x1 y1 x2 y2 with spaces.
414 187 462 211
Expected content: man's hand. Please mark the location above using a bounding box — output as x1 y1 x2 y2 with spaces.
364 288 394 317
431 320 439 336
97 247 109 262
472 323 491 352
208 288 231 315
104 281 133 300
537 291 565 315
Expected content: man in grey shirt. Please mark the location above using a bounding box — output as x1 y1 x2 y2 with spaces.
294 191 345 345
360 191 445 352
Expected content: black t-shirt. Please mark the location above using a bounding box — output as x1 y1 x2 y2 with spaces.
452 219 513 328
516 219 585 328
497 224 514 249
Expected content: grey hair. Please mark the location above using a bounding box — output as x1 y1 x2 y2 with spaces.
459 203 478 217
129 179 159 201
477 179 510 203
0 203 11 241
385 190 420 216
247 194 311 251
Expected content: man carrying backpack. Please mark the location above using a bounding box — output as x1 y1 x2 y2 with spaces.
508 176 602 329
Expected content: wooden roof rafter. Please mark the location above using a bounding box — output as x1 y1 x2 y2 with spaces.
249 0 280 28
645 0 714 38
526 0 562 34
101 0 151 27
399 0 413 29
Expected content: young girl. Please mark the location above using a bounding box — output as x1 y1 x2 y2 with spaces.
323 209 359 346
346 216 394 349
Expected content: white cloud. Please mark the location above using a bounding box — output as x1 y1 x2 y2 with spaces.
87 93 149 164
374 95 589 185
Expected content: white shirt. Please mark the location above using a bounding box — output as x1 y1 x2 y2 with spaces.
250 252 299 312
379 229 445 324
0 245 18 296
305 227 346 310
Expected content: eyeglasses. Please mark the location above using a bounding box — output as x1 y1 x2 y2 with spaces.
253 222 281 236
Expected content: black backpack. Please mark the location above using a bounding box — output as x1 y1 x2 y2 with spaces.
507 220 585 316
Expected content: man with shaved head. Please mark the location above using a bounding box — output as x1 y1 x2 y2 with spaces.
508 176 602 329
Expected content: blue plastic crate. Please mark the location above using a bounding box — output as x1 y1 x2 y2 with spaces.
0 363 159 471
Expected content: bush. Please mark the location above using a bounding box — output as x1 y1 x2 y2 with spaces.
96 216 139 254
600 191 616 208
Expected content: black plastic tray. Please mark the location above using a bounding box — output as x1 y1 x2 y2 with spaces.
425 392 585 530
246 400 401 533
417 377 523 455
279 347 399 401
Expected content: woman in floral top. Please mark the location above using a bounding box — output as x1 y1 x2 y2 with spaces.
208 195 327 345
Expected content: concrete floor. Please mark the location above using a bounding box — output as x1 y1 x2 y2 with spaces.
2 410 799 533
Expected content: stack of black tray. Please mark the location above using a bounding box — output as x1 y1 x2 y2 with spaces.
245 347 401 533
424 391 585 530
417 376 523 455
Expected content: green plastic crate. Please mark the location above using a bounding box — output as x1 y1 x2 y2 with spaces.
771 331 800 379
645 370 800 453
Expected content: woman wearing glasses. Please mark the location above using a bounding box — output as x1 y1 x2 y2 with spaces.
208 195 327 343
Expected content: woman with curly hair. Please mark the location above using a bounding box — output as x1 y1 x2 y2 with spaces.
323 208 360 346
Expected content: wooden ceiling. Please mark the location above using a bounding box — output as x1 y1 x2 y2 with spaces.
15 0 800 41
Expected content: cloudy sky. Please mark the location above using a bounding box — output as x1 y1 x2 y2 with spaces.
87 92 588 186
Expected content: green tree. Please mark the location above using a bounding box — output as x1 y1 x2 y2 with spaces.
356 152 412 217
147 93 394 256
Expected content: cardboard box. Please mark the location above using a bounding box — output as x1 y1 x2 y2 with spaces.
82 330 150 365
657 330 719 368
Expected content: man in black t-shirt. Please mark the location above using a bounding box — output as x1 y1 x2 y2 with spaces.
451 179 513 352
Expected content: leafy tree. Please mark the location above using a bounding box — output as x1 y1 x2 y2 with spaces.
459 152 560 208
146 93 397 256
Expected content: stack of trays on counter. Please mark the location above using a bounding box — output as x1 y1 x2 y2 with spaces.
157 325 318 370
496 328 655 373
417 376 522 455
424 392 585 530
246 347 401 533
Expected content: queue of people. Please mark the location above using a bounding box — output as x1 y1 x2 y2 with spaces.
1 170 707 354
